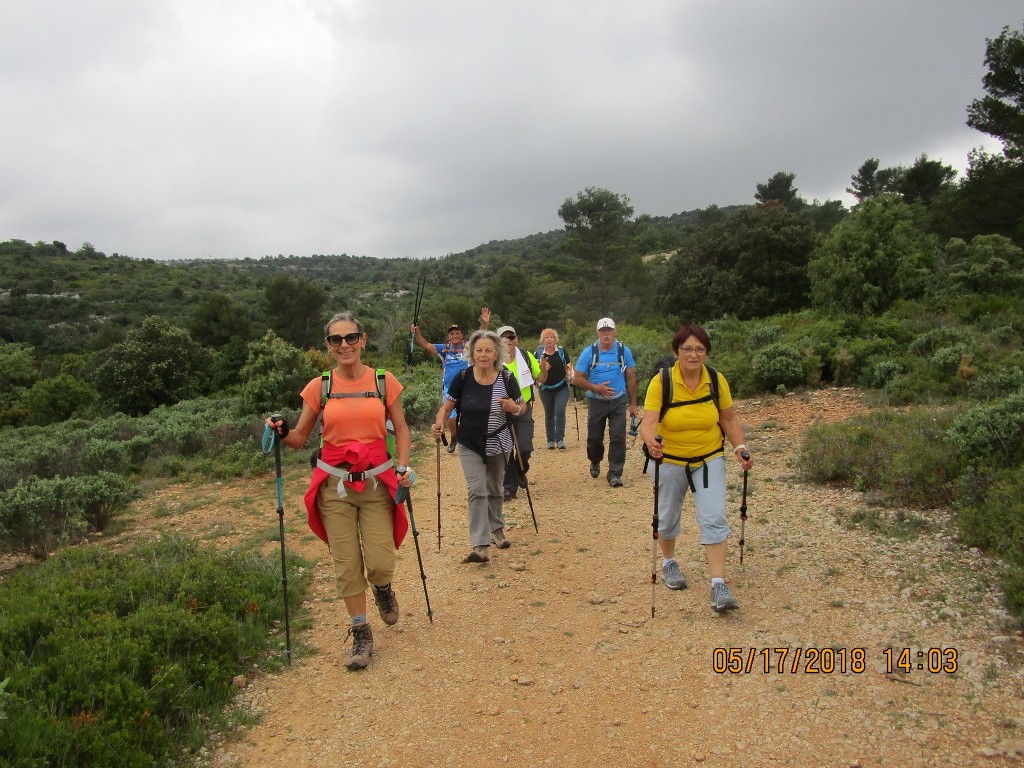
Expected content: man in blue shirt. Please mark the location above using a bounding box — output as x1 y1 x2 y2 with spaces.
412 307 490 452
572 318 638 487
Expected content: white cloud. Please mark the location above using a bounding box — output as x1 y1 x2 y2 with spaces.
0 0 1018 259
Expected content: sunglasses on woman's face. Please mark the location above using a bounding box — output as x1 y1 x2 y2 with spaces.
325 332 362 347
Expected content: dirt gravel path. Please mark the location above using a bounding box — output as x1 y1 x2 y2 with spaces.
136 389 1023 767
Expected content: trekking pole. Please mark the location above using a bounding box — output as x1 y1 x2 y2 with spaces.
509 421 539 533
396 467 433 623
651 436 663 619
738 449 750 565
572 386 580 442
262 417 293 664
435 437 443 552
407 273 426 368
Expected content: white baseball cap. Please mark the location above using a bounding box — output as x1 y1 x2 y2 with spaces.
596 317 616 331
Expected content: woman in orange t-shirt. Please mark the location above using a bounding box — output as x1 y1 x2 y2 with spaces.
267 311 412 670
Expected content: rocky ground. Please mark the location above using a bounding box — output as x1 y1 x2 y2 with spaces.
124 388 1024 767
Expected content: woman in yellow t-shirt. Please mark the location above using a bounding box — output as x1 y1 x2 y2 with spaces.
639 325 754 613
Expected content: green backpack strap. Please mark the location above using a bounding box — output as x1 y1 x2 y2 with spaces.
317 369 395 457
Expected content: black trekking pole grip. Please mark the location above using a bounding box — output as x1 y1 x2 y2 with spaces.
651 435 662 619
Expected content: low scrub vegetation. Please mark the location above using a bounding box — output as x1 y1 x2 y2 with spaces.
0 536 311 766
799 391 1024 621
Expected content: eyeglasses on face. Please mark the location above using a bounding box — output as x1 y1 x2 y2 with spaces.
679 346 706 356
326 332 362 347
501 334 516 340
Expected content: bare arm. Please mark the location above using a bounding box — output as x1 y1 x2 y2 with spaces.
639 409 662 459
431 400 457 439
411 325 438 356
718 406 754 470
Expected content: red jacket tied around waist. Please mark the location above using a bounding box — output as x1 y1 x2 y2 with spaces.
303 439 408 548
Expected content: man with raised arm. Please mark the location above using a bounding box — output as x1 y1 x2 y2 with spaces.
411 307 490 452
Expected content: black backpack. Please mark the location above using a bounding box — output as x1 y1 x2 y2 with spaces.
587 341 625 374
642 362 724 482
657 362 720 421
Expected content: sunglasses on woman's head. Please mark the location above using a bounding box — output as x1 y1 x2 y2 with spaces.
325 332 362 347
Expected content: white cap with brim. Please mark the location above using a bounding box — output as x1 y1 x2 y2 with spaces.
496 325 517 337
597 318 616 331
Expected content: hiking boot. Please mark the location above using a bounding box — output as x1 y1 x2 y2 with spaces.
371 583 399 626
344 622 373 670
661 560 688 590
547 442 556 449
608 475 623 488
557 440 566 449
446 439 458 454
462 545 490 564
711 582 739 613
491 529 511 549
589 462 600 478
503 489 516 502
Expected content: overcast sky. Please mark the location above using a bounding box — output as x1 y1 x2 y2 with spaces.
0 1 1018 261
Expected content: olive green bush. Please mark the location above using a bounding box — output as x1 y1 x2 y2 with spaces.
0 472 138 558
750 343 805 391
799 407 961 508
0 536 311 766
945 392 1024 469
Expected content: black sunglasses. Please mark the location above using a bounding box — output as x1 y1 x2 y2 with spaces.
325 332 362 347
501 333 517 339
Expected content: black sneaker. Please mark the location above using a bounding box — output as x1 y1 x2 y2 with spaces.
589 462 600 478
371 583 399 625
608 475 623 488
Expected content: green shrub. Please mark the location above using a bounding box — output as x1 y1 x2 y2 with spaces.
799 407 961 508
0 472 140 556
867 358 906 389
929 344 973 376
240 331 318 415
746 323 782 350
956 467 1024 560
67 472 141 531
0 536 311 767
945 392 1024 469
969 365 1024 400
750 343 805 391
907 326 972 357
0 476 86 558
16 373 97 426
397 362 444 428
